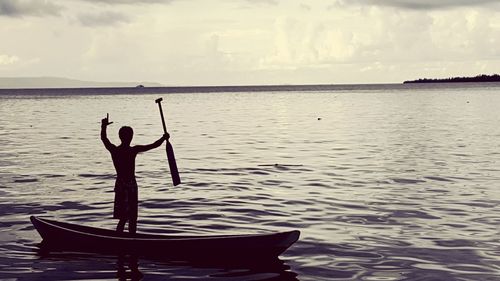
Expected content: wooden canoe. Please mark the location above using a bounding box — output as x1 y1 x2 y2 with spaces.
30 216 300 260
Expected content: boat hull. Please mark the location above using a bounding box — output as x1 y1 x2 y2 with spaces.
31 216 300 260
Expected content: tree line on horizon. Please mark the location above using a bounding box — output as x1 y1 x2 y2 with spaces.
404 74 500 84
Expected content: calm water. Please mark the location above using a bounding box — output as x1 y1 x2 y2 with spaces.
1 83 499 280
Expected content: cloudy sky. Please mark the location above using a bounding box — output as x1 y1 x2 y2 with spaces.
1 0 499 85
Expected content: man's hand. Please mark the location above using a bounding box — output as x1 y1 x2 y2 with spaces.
101 113 113 127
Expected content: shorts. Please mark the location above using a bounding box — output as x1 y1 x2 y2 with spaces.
113 178 138 220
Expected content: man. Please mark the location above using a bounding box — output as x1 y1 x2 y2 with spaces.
101 114 168 233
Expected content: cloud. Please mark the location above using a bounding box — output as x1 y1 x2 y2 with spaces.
299 3 312 11
242 0 278 5
258 5 500 75
0 0 62 17
79 0 175 4
81 0 278 6
0 54 19 65
338 0 500 10
259 17 361 70
77 11 130 26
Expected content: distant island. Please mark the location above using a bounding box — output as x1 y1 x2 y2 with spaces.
0 77 163 89
404 74 500 84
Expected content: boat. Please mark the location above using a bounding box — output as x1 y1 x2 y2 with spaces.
30 216 300 260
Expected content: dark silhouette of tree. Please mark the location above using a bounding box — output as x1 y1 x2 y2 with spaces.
404 74 500 84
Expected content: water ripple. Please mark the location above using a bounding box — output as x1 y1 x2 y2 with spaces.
1 87 500 280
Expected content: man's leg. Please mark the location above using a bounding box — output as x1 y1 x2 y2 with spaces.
129 217 137 234
116 219 126 232
129 185 138 235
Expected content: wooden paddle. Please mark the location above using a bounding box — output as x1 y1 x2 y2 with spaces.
155 98 181 186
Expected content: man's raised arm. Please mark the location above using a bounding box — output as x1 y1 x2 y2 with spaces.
101 115 115 151
135 133 169 153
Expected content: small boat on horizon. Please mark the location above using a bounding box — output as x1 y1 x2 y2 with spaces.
30 216 300 261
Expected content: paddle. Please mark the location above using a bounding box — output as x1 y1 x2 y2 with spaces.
155 98 181 186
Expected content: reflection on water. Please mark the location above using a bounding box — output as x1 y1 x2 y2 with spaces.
117 256 143 281
29 250 297 281
1 84 500 280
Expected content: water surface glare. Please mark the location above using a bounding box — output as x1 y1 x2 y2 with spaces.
1 84 500 280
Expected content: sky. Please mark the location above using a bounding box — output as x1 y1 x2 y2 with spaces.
0 0 500 86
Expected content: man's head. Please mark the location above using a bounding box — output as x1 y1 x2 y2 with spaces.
119 126 133 145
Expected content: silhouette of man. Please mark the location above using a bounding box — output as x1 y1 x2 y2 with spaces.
101 114 168 234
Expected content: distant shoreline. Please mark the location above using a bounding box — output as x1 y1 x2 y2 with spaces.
0 77 163 89
404 74 500 84
2 75 500 90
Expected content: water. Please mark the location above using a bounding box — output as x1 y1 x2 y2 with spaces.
1 83 500 280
